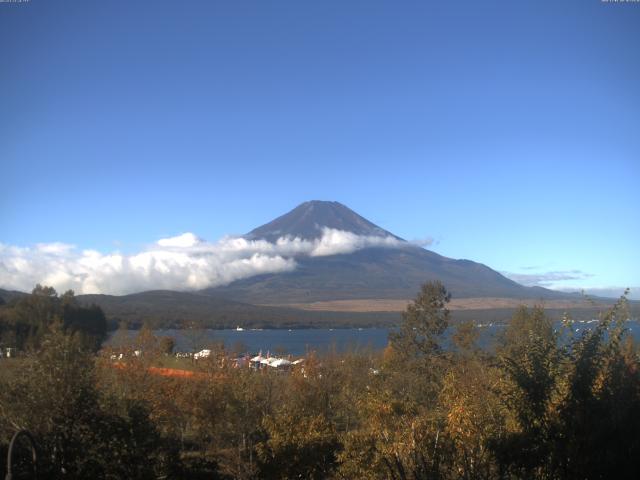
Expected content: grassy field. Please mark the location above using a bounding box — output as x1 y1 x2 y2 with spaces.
263 296 616 312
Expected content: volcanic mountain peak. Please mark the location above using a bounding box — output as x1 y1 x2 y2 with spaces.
246 200 403 243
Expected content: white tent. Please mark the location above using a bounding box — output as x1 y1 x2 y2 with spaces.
268 358 292 368
194 349 211 359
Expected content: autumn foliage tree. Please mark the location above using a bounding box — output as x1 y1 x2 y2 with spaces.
1 283 639 479
0 324 181 479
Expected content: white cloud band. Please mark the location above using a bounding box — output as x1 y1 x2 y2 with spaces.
0 228 405 295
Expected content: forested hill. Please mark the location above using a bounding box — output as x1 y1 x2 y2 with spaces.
75 290 400 329
0 288 27 303
4 288 628 332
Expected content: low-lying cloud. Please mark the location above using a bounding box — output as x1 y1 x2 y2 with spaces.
554 286 640 301
410 236 436 248
0 228 405 295
502 270 640 300
502 269 595 288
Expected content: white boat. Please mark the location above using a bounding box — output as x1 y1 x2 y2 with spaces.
236 326 244 331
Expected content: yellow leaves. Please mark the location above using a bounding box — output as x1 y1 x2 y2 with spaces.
381 341 399 368
444 385 477 442
441 360 505 454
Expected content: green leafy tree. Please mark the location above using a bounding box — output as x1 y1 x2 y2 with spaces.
491 299 640 479
0 324 180 479
0 286 107 352
389 281 451 360
491 306 561 478
550 295 640 479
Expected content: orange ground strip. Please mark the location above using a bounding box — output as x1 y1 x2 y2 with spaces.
147 366 207 379
109 362 208 380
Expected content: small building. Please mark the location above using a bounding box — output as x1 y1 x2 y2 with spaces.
194 349 211 359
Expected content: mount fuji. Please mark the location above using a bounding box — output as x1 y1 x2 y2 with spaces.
205 200 567 304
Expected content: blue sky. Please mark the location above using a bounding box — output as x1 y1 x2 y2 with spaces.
1 0 639 298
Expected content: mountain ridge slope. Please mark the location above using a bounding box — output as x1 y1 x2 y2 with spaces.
203 200 569 302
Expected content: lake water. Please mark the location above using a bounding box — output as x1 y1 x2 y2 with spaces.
107 320 640 357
